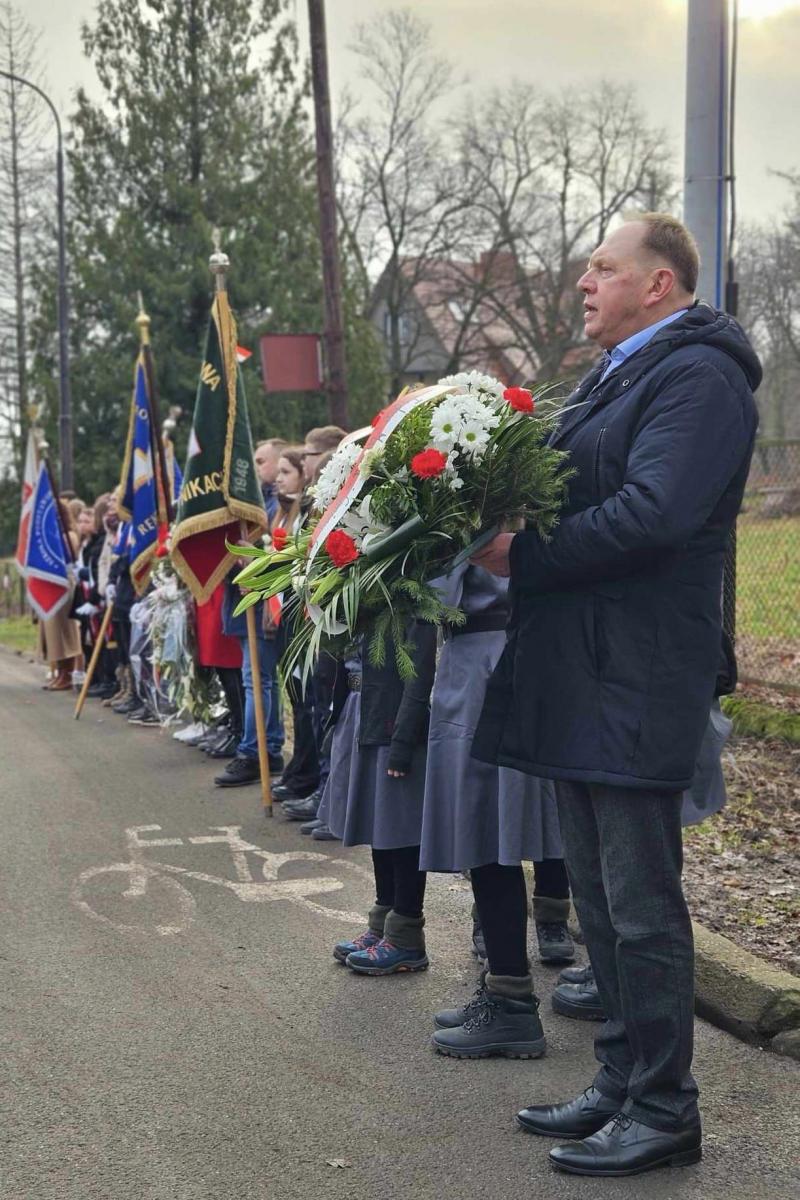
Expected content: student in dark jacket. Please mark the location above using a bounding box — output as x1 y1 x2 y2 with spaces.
471 214 760 1179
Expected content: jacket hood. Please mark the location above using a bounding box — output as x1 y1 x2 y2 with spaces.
656 302 763 391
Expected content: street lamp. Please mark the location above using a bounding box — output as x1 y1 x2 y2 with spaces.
0 69 72 489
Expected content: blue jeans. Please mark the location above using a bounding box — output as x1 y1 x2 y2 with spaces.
237 636 282 760
266 660 284 755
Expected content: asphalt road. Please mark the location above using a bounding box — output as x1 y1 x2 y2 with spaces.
1 646 799 1200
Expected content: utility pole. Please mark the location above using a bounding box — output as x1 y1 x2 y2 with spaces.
0 69 72 489
683 0 738 642
683 0 729 309
307 0 349 429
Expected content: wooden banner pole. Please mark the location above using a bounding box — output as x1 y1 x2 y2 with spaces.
74 601 114 720
245 602 272 816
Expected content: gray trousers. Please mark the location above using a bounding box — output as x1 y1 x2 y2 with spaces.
555 781 700 1132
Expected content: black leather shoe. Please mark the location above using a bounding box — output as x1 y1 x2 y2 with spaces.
517 1086 621 1138
282 788 322 821
271 781 305 802
549 1114 702 1177
551 979 605 1021
559 962 593 986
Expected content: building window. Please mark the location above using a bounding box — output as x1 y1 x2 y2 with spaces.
383 310 413 346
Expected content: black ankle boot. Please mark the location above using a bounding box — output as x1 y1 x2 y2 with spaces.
431 974 546 1059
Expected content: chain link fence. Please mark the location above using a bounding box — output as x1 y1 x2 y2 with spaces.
730 438 800 691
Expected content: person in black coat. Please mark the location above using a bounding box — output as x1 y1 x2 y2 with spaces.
470 213 760 1178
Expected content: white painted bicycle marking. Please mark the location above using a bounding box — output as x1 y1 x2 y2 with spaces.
72 824 369 936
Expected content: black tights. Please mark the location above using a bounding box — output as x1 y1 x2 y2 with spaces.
470 858 572 977
470 862 529 977
534 857 570 898
371 846 427 919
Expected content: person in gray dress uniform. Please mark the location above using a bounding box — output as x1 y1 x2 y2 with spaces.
324 625 437 976
419 563 569 1060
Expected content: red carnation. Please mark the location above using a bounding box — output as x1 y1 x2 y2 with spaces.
325 529 359 568
504 386 534 412
410 448 448 479
271 526 288 550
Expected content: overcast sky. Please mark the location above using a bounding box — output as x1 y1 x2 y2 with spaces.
21 0 800 225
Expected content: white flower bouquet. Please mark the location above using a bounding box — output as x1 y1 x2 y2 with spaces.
233 371 572 681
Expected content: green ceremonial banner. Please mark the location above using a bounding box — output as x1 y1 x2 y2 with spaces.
171 290 267 602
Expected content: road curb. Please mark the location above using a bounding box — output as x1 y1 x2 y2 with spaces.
693 922 800 1059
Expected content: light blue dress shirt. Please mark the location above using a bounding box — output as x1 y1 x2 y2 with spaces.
599 309 688 382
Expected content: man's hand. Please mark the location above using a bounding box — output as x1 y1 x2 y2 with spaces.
469 532 514 577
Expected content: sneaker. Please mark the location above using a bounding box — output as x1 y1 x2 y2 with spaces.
126 704 149 722
113 696 141 716
333 928 382 964
434 978 488 1030
214 755 260 788
346 937 429 976
536 920 575 964
431 991 546 1059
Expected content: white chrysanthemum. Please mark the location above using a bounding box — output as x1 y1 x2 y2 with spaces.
429 399 465 451
457 419 491 458
309 440 362 510
439 369 504 402
456 394 501 430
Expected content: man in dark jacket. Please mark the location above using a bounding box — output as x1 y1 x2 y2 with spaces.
471 214 760 1177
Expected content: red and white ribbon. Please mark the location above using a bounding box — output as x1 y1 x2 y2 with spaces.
308 383 454 567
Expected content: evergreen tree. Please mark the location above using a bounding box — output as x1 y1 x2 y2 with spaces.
28 0 385 502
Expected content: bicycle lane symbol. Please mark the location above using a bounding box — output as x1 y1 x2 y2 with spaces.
71 825 370 937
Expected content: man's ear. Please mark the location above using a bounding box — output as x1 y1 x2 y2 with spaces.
645 267 676 308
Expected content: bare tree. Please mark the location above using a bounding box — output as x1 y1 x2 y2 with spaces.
0 1 48 477
453 81 675 380
738 188 800 441
337 10 474 394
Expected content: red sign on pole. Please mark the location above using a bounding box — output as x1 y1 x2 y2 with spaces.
259 333 323 393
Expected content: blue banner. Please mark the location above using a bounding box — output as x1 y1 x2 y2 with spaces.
118 354 165 593
24 463 72 619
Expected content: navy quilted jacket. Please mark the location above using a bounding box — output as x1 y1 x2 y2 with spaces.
472 303 761 791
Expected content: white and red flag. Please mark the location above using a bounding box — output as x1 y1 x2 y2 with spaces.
14 427 39 576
